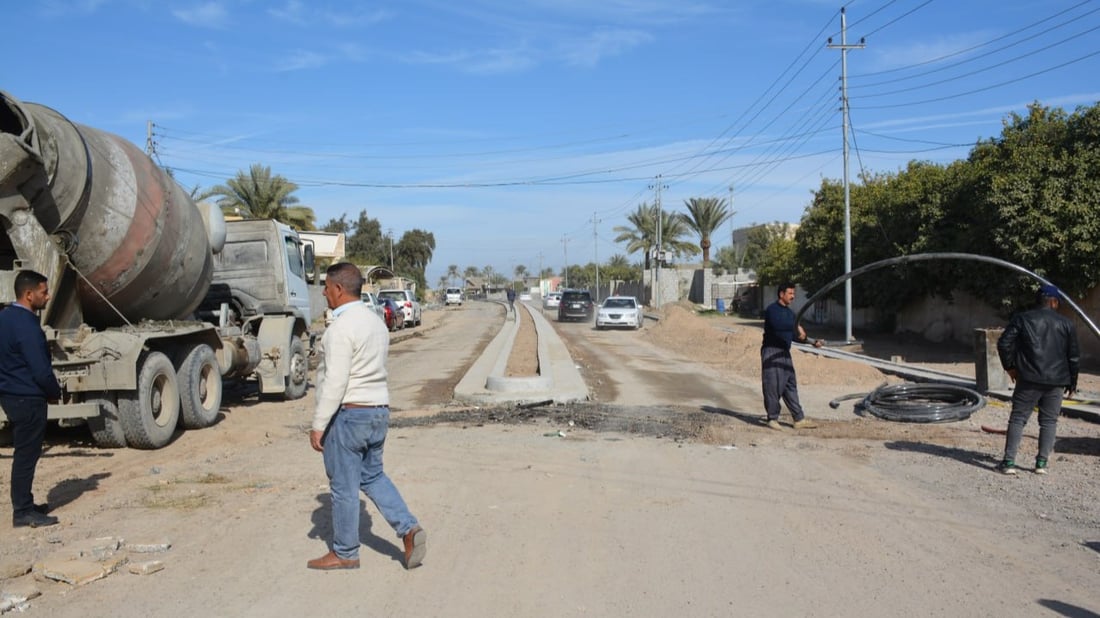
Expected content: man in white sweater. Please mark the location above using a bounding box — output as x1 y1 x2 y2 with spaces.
307 262 425 571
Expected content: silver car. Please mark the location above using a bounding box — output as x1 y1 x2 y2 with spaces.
595 296 642 330
543 291 562 310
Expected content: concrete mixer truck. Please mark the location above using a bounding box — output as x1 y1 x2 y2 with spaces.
0 91 314 449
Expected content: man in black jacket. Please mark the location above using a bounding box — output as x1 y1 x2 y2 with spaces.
996 284 1079 475
0 270 63 527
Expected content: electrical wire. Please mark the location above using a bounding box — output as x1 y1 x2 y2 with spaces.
832 382 987 423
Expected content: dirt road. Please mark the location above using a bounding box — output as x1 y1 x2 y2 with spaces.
2 302 1100 616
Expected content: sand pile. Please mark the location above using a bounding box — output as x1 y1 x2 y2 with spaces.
647 302 885 386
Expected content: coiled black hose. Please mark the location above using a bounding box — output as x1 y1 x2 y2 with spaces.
829 383 986 423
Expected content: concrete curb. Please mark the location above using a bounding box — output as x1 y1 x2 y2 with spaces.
455 301 588 405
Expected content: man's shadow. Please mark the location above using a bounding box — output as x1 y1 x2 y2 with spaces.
46 472 110 511
307 493 404 565
884 441 998 470
700 405 771 427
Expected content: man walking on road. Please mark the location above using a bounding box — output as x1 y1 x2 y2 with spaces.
1 270 62 528
506 287 516 312
307 262 426 570
761 283 823 431
996 284 1079 475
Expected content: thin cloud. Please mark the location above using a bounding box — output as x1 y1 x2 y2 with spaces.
868 31 997 72
561 29 653 67
276 50 329 72
403 46 537 74
172 2 229 29
268 0 392 27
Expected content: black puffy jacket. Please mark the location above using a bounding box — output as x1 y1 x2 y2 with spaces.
997 306 1079 388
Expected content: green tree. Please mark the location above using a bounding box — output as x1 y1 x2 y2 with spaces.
394 229 436 293
680 197 732 267
613 202 699 263
345 210 387 266
205 163 316 230
602 254 637 282
446 264 460 286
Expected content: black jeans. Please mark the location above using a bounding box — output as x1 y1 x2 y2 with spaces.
1 395 48 515
1003 380 1063 463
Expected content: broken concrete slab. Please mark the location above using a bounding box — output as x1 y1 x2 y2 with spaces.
126 540 171 553
128 560 165 576
33 559 107 587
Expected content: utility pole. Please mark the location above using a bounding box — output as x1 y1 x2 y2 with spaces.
592 211 601 302
649 174 667 308
562 235 569 288
145 120 155 156
828 7 864 344
728 184 736 271
538 252 544 294
387 228 394 271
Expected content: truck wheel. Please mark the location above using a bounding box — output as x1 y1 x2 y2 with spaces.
283 338 308 400
87 395 126 448
178 344 223 429
118 352 181 449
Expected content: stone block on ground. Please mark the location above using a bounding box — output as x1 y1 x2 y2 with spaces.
33 559 107 587
125 540 171 553
0 560 31 581
128 560 165 576
65 536 124 561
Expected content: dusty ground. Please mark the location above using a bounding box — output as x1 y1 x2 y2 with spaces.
505 304 539 377
2 303 1100 616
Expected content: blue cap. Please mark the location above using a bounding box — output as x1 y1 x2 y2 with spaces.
1039 284 1061 298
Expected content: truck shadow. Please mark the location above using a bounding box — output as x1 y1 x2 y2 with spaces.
307 493 404 566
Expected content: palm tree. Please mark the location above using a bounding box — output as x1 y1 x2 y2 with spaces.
513 264 528 284
205 163 316 230
681 197 732 267
446 264 460 287
613 203 656 256
614 202 697 261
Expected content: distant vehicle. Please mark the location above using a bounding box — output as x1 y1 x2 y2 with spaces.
325 292 386 327
362 292 387 323
380 297 404 331
378 289 422 327
519 292 532 301
596 296 643 330
444 287 464 306
557 290 594 322
543 291 562 309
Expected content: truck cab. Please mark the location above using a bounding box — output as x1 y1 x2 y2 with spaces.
208 220 313 325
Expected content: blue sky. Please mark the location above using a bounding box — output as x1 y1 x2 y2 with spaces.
4 0 1099 285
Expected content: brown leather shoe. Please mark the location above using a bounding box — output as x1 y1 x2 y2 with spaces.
402 526 426 569
306 550 359 570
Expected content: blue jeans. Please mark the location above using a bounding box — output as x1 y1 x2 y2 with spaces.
323 406 418 560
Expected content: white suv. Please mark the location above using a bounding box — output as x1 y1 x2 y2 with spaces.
378 289 422 327
444 287 464 306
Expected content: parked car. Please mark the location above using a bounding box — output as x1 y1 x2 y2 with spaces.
557 290 594 322
444 287 464 306
361 292 387 323
543 291 562 310
595 296 643 330
378 289 422 327
380 297 404 332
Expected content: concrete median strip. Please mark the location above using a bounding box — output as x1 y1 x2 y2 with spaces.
455 301 588 405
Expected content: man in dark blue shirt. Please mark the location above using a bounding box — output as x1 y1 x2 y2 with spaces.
0 270 63 527
761 282 823 431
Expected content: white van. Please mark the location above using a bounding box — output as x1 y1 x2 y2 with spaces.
444 287 464 306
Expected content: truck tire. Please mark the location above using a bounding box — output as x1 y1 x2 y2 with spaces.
178 344 223 429
87 395 126 448
118 352 181 449
283 337 308 400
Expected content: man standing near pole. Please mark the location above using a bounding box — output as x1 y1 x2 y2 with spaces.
996 284 1079 475
760 283 823 431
